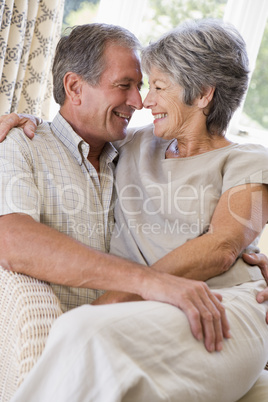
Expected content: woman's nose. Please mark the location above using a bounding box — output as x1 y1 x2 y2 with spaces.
143 91 155 109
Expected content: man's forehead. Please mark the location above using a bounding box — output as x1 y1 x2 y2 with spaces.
104 43 141 64
116 75 143 85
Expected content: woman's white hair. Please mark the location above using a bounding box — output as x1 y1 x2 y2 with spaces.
142 19 249 135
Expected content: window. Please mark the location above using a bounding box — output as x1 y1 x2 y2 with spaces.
62 0 100 31
139 0 227 45
131 0 229 127
240 19 268 146
59 0 268 147
136 0 268 144
223 0 268 146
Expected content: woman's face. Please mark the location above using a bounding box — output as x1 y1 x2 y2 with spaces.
143 67 197 140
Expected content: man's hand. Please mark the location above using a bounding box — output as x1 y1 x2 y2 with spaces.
94 274 230 353
243 252 268 323
143 271 231 353
0 113 39 141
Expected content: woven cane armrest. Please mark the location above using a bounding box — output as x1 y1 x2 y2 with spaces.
0 267 63 402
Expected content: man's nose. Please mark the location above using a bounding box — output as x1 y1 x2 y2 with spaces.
127 88 143 110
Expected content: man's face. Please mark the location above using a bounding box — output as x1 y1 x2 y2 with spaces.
79 44 143 144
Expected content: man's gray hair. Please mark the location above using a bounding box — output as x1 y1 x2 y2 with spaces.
142 19 250 135
53 23 141 105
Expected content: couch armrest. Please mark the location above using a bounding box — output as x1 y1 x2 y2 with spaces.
0 267 63 401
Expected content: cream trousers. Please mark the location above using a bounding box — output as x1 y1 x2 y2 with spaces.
11 280 268 402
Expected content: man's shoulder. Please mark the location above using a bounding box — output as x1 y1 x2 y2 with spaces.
4 121 57 149
0 122 60 166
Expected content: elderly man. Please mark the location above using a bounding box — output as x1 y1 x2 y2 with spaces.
0 23 231 348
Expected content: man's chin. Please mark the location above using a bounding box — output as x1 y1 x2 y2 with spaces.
109 129 127 142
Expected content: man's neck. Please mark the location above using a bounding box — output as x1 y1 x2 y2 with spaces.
88 146 105 173
60 108 107 173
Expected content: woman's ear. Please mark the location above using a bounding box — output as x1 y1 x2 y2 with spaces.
197 87 215 109
63 72 82 105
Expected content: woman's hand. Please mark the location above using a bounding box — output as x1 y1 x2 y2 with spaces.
0 113 39 141
242 252 268 323
242 252 268 285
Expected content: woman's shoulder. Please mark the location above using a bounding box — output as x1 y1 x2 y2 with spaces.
231 141 268 153
228 142 268 154
221 141 268 192
225 142 268 163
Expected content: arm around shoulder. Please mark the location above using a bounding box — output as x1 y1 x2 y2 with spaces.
0 113 40 141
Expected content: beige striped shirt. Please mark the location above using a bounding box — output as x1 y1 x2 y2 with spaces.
0 112 118 311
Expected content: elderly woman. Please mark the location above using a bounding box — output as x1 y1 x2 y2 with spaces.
2 19 268 402
104 19 268 400
108 20 268 291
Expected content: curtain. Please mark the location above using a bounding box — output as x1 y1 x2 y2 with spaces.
0 0 65 119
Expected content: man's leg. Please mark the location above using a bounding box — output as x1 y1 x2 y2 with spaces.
11 281 268 402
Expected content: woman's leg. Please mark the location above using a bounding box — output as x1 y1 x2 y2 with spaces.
11 280 268 402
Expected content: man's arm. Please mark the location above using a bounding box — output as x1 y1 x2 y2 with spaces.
0 113 231 351
0 115 265 283
0 213 230 353
0 116 267 275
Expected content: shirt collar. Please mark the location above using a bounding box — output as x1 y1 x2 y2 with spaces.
50 112 118 166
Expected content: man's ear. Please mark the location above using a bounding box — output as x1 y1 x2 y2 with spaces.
197 87 215 109
63 72 82 105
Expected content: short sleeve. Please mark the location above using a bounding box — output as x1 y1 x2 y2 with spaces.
222 143 268 194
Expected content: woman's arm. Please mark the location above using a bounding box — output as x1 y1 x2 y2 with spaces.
0 113 39 140
152 183 268 279
96 183 268 303
243 252 268 323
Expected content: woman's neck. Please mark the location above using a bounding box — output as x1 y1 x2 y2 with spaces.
166 132 232 159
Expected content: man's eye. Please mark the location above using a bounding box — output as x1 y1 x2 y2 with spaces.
119 84 130 89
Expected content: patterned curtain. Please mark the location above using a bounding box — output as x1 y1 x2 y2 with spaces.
0 0 65 119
